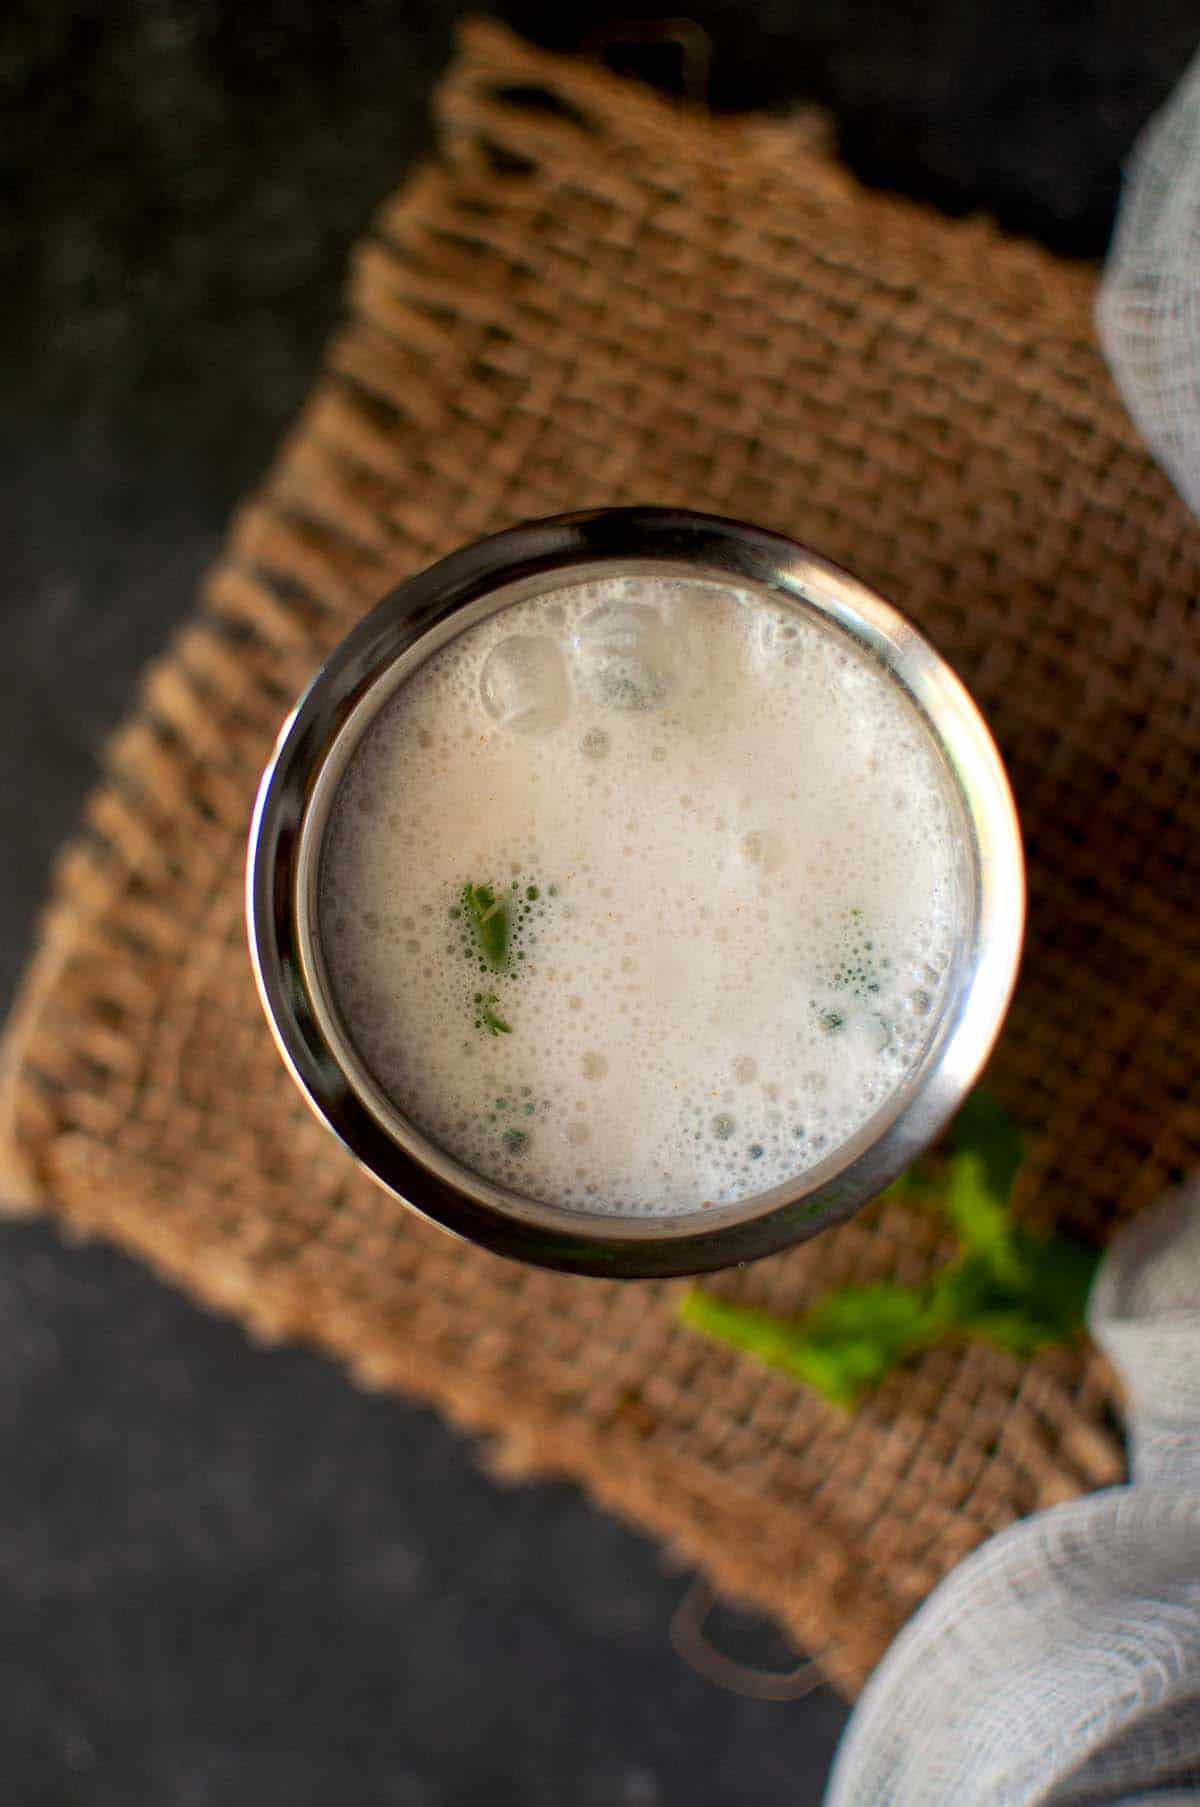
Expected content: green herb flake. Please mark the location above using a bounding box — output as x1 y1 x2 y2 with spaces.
461 882 511 971
474 993 511 1036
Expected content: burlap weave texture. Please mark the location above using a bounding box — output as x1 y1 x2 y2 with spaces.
4 21 1198 1695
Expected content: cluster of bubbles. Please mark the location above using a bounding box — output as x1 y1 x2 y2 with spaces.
318 575 965 1215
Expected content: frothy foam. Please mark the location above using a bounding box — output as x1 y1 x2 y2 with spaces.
318 575 965 1216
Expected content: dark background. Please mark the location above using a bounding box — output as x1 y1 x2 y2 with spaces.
2 5 1195 1802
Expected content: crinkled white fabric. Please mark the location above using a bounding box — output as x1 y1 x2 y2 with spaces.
1091 1187 1200 1493
826 1181 1200 1806
1097 45 1200 517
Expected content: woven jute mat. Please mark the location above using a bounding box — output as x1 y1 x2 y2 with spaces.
4 20 1198 1696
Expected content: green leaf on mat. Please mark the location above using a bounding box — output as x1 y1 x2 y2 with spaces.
680 1286 936 1409
680 1089 1098 1408
949 1087 1024 1204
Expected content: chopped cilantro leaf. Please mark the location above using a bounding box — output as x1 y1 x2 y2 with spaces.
462 882 510 971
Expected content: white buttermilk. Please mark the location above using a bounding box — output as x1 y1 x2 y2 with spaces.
319 576 963 1215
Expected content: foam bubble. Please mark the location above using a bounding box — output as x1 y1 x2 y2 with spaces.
479 635 569 736
319 574 966 1216
572 600 681 711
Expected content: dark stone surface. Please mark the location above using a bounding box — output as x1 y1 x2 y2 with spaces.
4 0 1194 495
2 1220 850 1806
1 4 1194 1801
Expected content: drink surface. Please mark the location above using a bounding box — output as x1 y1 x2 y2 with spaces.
319 575 964 1216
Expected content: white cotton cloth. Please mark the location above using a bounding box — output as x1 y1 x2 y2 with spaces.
827 1179 1200 1807
1097 44 1200 518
